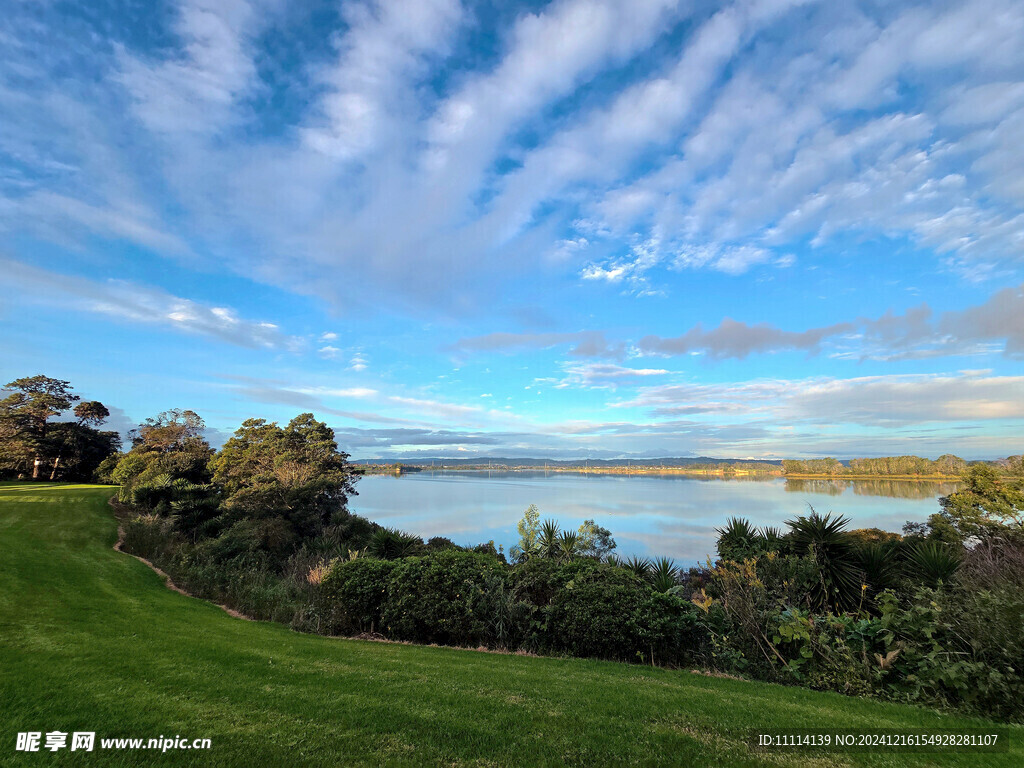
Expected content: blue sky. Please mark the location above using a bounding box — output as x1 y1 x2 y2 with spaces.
1 0 1023 460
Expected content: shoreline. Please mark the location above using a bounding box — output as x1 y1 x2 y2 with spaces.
358 467 966 481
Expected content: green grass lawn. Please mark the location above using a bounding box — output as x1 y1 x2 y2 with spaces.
1 483 1020 767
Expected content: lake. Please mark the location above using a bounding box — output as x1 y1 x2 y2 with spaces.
349 471 959 565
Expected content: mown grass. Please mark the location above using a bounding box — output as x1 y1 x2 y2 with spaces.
0 483 1020 767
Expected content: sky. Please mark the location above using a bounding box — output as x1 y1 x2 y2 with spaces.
1 0 1023 461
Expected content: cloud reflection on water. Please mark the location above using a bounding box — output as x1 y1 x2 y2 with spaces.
350 472 954 564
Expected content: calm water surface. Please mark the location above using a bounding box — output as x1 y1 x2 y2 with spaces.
350 471 959 564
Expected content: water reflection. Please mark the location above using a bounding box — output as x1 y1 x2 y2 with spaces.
350 471 955 566
785 478 961 499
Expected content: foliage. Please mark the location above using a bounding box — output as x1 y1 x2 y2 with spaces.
510 556 602 610
857 541 900 601
906 541 961 588
366 527 422 559
114 409 213 503
785 509 861 611
649 556 678 593
509 503 540 562
783 454 970 477
932 464 1024 543
623 555 651 578
715 517 760 561
577 519 617 559
545 564 694 664
44 421 121 481
782 458 844 475
699 556 782 676
210 414 357 540
538 518 561 559
425 536 458 551
381 550 508 647
320 558 400 635
0 375 118 480
557 530 579 561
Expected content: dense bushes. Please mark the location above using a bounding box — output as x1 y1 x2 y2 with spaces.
315 552 706 669
690 502 1024 722
321 558 399 635
545 565 699 665
380 551 507 647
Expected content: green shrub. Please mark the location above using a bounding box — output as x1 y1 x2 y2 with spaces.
121 514 176 562
511 557 602 607
936 585 1024 720
321 558 401 635
196 518 297 563
544 564 692 664
382 550 509 647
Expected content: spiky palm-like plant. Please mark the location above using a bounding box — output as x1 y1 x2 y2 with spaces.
366 527 421 560
557 530 580 561
649 556 678 593
858 541 899 599
623 555 651 578
785 508 860 611
538 519 561 559
907 541 962 588
760 526 786 553
715 516 759 561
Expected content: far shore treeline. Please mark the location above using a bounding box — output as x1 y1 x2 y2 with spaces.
3 374 1024 725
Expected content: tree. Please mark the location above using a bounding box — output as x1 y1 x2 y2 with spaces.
577 519 616 559
114 409 213 503
209 413 357 541
930 464 1024 543
715 517 760 561
510 504 541 562
557 530 580 561
1003 455 1024 477
46 422 120 481
0 375 79 478
50 401 114 479
934 454 967 476
538 519 561 559
131 408 206 453
74 401 110 427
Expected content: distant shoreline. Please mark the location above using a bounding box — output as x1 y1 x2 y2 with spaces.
356 466 964 481
352 466 974 483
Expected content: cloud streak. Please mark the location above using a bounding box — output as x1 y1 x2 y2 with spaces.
1 258 301 351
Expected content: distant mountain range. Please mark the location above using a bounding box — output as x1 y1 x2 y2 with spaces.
352 456 784 468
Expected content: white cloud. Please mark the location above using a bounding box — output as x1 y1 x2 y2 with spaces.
3 0 1024 314
117 0 265 135
302 0 465 160
554 362 670 389
1 257 301 351
615 371 1024 427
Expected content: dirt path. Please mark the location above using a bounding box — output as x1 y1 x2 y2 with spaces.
110 498 252 621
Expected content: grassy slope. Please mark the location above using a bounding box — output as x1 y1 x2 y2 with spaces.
0 484 1019 767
